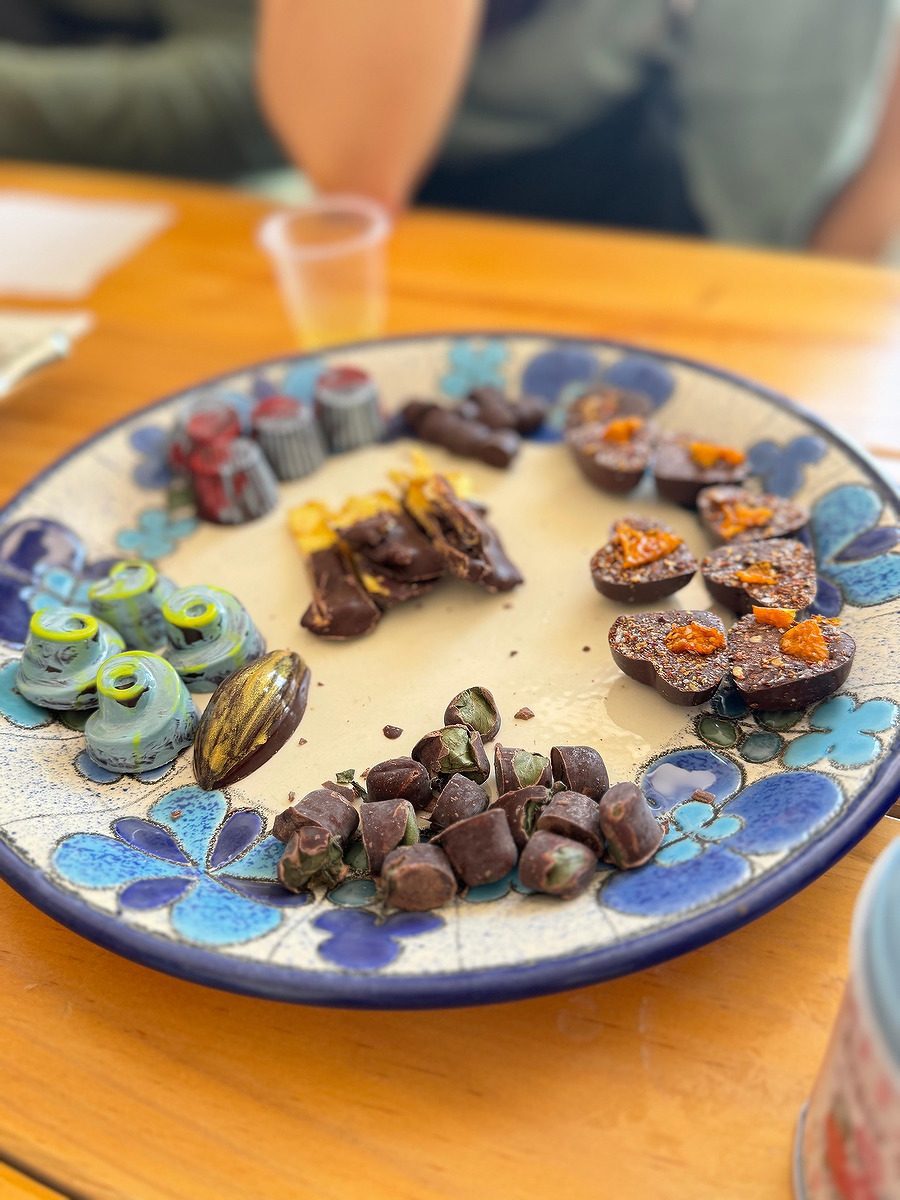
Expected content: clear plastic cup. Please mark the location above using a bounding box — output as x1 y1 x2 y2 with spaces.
258 196 391 350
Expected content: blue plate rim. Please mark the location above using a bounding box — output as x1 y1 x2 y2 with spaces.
0 330 898 1009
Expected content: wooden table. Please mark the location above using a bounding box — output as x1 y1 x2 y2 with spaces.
0 163 898 1200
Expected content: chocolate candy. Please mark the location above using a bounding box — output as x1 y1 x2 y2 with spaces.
333 492 444 608
16 608 125 710
598 782 663 868
728 612 855 710
493 784 551 848
494 743 552 793
697 485 809 544
653 434 750 508
314 365 384 452
251 394 326 481
290 502 382 639
279 827 347 893
536 790 604 853
162 584 266 692
433 808 518 887
549 745 609 803
701 538 817 614
273 785 360 845
443 685 501 741
567 416 656 493
360 798 419 874
85 651 198 773
590 516 697 603
402 400 520 469
609 610 729 705
365 757 433 809
565 385 652 430
463 386 547 435
518 831 598 899
190 437 279 524
379 843 458 911
192 649 311 790
88 560 174 651
411 725 491 791
431 774 490 830
397 461 523 593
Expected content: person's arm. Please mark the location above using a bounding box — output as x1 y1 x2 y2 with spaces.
256 0 483 213
810 44 900 259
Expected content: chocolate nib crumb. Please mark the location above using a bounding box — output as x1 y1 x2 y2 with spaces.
582 645 591 652
169 809 182 820
383 724 404 740
297 737 308 747
514 707 535 720
691 789 715 803
509 650 518 657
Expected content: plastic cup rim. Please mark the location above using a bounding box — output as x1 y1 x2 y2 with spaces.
257 195 392 263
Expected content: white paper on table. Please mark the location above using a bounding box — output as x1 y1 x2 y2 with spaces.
0 309 94 398
0 191 173 299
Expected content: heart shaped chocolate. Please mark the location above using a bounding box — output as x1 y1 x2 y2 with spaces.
608 610 729 705
728 612 855 710
701 537 817 613
567 416 656 493
698 486 808 544
653 435 750 508
591 515 697 602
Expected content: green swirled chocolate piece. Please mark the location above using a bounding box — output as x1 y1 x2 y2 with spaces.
161 584 266 692
88 559 174 650
193 649 311 790
16 608 125 710
85 651 198 773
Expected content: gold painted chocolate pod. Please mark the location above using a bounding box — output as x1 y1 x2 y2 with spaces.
192 650 311 790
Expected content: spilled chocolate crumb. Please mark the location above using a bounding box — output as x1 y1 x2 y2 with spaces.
383 724 403 740
297 737 308 747
316 681 324 687
582 645 591 652
510 650 518 657
169 809 182 820
691 789 715 803
514 707 535 720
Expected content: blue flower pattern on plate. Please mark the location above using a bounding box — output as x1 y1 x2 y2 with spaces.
116 508 197 559
440 339 508 397
0 518 87 647
747 435 826 497
53 787 305 946
129 425 173 490
313 908 443 970
810 485 900 606
0 661 53 728
783 696 898 769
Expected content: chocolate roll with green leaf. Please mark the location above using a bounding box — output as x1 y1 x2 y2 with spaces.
443 685 501 741
379 843 458 911
536 790 604 854
598 782 663 868
273 786 360 845
360 798 419 875
493 784 551 849
278 827 348 893
433 808 518 887
494 743 552 794
430 773 489 830
549 745 609 803
412 725 491 791
365 757 433 809
518 832 598 899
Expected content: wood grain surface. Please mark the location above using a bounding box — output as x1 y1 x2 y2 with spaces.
0 163 898 1200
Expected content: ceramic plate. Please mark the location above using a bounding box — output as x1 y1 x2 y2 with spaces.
1 334 898 1009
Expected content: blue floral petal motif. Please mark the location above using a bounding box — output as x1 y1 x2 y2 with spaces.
654 837 702 865
724 771 842 854
53 833 188 888
603 843 750 917
747 435 826 497
209 809 265 869
282 359 325 402
74 749 121 783
809 577 843 618
440 338 508 398
149 787 227 866
170 874 281 945
811 485 900 607
833 527 899 563
115 508 198 560
601 355 674 409
314 908 443 970
113 817 192 865
520 344 600 403
120 876 193 910
220 834 284 881
0 661 54 728
642 748 742 815
782 696 898 769
129 425 173 490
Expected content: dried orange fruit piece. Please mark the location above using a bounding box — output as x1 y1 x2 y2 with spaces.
689 442 746 470
780 619 829 663
602 416 644 444
752 605 796 629
736 561 777 586
718 501 773 540
665 622 726 655
614 523 683 569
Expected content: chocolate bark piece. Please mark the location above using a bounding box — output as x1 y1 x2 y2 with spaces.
364 757 433 809
464 386 547 435
550 745 609 803
608 609 729 706
360 798 419 875
399 469 523 593
590 515 698 603
697 485 809 544
701 538 817 613
273 787 360 845
567 417 656 493
335 497 445 608
378 843 458 911
493 784 551 848
411 725 491 791
443 685 501 741
494 744 552 793
299 544 382 638
278 827 348 893
565 386 652 430
430 773 489 830
653 434 750 508
432 808 518 886
728 613 855 711
598 782 663 868
536 790 604 853
401 400 520 468
518 831 598 899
